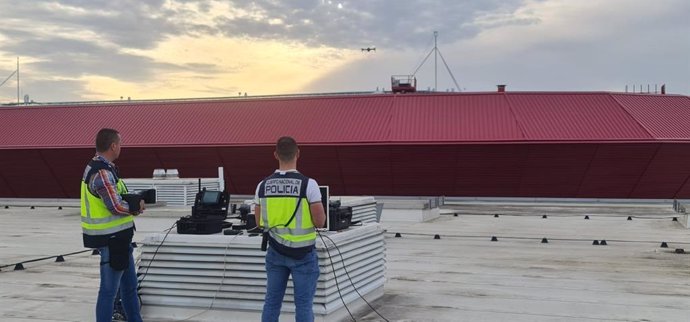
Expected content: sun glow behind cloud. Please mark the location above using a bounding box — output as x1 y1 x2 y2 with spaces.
83 35 359 100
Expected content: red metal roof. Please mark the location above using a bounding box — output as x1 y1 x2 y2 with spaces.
388 94 524 142
611 94 690 140
1 91 689 199
0 92 688 150
505 93 652 141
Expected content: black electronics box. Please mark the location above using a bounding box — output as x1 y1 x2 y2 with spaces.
177 188 230 235
121 189 157 208
190 189 229 221
177 216 226 234
328 201 352 231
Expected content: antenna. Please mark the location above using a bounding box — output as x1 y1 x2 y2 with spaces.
434 31 438 91
411 31 460 92
17 57 19 104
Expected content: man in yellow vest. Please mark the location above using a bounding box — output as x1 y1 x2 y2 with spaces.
81 128 144 322
254 136 326 322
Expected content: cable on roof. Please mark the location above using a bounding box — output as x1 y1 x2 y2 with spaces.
318 231 391 322
0 249 93 271
137 222 177 307
384 231 690 245
442 213 679 219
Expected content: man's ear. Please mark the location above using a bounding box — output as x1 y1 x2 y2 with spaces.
295 149 300 160
274 151 279 161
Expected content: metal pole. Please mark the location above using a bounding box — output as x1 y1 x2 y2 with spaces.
434 31 438 92
17 57 19 104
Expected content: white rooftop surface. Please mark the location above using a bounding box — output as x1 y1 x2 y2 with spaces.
1 200 689 321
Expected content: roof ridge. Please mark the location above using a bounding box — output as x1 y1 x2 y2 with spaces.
607 93 656 140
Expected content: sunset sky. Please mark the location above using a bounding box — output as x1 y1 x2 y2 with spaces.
0 0 688 103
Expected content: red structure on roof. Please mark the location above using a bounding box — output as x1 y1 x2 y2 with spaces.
0 91 689 198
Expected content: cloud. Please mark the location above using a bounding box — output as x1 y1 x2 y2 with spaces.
0 0 688 102
209 0 530 48
0 0 534 102
305 0 690 94
8 0 178 49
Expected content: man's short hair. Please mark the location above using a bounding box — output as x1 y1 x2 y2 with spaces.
276 136 298 162
96 128 120 152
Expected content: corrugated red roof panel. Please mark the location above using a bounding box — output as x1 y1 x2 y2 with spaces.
0 92 688 150
612 94 690 140
506 93 653 141
388 94 524 142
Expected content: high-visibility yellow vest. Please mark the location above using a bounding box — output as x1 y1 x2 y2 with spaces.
80 160 134 236
258 172 315 249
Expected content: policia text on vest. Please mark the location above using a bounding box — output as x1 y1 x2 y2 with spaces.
264 178 301 195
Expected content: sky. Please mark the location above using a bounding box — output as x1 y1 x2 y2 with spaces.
0 0 688 103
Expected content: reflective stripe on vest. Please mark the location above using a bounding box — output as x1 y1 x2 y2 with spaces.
81 171 134 236
261 197 316 248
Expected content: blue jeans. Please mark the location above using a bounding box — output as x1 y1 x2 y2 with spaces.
262 247 320 322
96 244 143 322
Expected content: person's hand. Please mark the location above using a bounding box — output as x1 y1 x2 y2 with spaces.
139 200 146 213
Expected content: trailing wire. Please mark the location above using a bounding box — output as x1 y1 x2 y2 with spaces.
317 230 390 322
385 231 690 245
176 230 244 321
317 231 356 322
441 212 679 219
0 248 92 270
135 220 258 321
137 222 178 307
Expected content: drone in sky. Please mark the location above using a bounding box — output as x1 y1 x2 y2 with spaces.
361 46 376 52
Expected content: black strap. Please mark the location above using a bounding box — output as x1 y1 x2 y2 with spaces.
84 159 121 198
280 179 308 228
283 195 303 228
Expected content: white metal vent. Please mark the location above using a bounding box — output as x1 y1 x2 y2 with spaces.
337 196 379 223
125 178 222 206
138 223 385 316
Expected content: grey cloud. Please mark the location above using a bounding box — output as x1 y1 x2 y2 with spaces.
1 0 178 50
0 0 236 101
3 34 189 82
304 1 690 95
184 63 222 72
211 0 530 49
0 78 86 104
